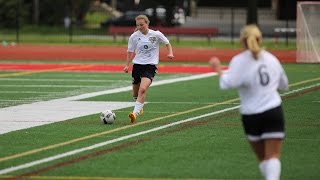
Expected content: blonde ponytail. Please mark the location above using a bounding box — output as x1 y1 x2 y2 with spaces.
247 35 261 59
240 24 262 60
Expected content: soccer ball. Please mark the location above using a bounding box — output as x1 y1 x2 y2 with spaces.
100 110 116 124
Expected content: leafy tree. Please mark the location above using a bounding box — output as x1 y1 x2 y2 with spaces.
38 0 91 26
0 0 91 27
0 0 30 28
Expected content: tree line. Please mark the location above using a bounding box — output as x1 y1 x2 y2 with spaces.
0 0 91 28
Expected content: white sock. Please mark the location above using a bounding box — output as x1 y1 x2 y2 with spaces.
133 101 144 116
264 158 281 180
259 160 267 178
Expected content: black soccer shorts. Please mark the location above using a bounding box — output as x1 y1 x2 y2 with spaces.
241 105 285 142
132 64 157 84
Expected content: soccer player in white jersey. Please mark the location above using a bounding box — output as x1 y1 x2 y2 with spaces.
209 24 288 180
123 15 174 123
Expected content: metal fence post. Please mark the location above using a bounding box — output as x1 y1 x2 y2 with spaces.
231 7 235 45
16 0 21 44
69 21 73 43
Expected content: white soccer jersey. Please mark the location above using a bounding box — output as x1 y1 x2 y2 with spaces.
127 29 169 65
220 50 289 115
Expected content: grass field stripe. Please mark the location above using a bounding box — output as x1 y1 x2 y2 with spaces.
0 72 218 161
0 91 60 94
0 65 94 78
135 98 240 126
60 72 218 101
0 175 218 180
0 106 239 175
0 97 239 163
0 73 217 134
2 82 319 176
0 73 217 135
1 79 318 162
289 77 320 87
1 174 228 180
149 101 240 104
1 83 319 176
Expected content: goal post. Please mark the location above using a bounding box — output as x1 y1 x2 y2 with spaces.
296 1 320 63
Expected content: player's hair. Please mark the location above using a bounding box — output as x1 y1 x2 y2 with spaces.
134 15 150 32
240 24 262 60
135 14 150 24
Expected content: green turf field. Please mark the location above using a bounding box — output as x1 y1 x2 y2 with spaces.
0 62 319 180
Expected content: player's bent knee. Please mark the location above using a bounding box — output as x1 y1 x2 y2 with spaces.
138 87 147 94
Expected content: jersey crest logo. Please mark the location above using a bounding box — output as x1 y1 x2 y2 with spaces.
149 37 156 43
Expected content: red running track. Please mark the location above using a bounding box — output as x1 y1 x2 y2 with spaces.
0 44 296 63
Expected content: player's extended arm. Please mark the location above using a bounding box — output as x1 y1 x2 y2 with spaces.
166 43 174 59
209 57 223 76
124 51 134 73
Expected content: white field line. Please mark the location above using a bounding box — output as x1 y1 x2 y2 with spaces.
0 106 239 175
0 73 215 91
281 83 320 96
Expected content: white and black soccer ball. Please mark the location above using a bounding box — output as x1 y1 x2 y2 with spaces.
100 110 116 124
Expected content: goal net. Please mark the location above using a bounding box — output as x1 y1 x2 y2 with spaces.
296 2 320 63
